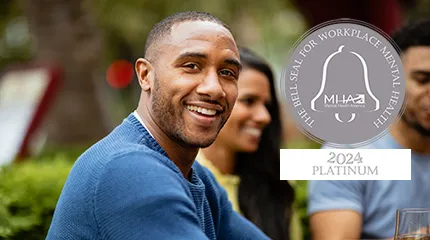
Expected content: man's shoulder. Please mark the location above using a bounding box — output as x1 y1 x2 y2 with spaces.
83 142 179 177
107 148 177 173
75 114 167 168
68 133 182 192
95 149 187 190
77 137 148 165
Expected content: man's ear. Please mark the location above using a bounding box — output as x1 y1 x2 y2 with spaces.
135 58 154 91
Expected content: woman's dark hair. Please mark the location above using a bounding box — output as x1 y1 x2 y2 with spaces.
234 47 295 240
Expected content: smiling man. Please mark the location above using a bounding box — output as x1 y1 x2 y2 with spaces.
47 11 269 240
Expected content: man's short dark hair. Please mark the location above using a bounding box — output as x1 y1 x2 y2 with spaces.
144 11 230 58
392 19 430 53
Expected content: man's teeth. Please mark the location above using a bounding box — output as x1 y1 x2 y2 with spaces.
187 105 217 116
243 128 262 137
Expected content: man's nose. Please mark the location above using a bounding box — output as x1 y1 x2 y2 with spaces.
196 70 226 100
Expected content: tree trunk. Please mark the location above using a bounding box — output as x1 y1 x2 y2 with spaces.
22 0 108 147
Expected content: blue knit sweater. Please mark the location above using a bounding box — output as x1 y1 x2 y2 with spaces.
47 113 268 240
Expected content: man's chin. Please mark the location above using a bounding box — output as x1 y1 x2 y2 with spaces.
177 133 217 148
184 125 222 148
189 137 217 148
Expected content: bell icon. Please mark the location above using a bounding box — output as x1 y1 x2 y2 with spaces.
310 45 379 123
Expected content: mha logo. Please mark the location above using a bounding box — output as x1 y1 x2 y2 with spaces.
283 19 406 146
324 94 366 107
311 45 380 124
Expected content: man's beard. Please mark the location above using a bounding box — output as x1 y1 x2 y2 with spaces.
151 78 226 148
401 112 430 137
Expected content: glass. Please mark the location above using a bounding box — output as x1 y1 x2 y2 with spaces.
395 209 430 240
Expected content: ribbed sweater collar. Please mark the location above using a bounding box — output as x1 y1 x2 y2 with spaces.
124 113 169 158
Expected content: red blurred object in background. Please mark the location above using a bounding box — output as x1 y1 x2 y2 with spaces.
106 60 134 89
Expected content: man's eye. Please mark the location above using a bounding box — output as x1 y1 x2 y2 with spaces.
219 69 236 78
183 63 199 70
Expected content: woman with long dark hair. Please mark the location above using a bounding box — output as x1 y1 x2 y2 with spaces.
197 47 300 240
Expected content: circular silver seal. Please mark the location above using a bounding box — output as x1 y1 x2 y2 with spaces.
281 19 406 148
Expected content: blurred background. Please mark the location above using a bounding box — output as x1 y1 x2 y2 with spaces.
0 0 429 239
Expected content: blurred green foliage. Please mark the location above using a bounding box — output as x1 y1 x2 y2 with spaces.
0 156 74 240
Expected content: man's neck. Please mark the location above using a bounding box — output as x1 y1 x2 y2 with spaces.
390 120 430 155
135 107 198 179
201 142 236 175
